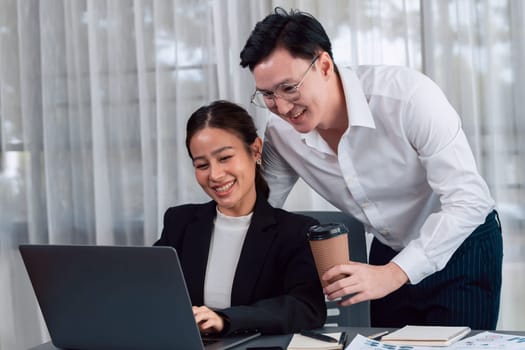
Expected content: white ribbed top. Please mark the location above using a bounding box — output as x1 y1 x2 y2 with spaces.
203 207 252 308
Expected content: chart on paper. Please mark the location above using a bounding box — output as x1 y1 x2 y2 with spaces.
345 333 525 350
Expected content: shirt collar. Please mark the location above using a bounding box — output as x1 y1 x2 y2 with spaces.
338 65 376 129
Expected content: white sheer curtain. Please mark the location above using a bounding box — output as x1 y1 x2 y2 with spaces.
1 1 523 349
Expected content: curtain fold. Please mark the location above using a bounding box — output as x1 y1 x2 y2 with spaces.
1 1 524 349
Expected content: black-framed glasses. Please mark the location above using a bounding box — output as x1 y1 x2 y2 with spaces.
251 55 320 109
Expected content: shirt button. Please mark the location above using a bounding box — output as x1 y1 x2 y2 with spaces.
361 201 370 208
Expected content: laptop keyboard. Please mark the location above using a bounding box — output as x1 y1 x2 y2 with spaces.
202 338 219 345
201 333 220 345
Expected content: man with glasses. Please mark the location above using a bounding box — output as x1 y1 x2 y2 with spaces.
240 7 502 330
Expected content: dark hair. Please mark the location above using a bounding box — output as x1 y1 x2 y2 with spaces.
186 100 270 199
240 7 333 71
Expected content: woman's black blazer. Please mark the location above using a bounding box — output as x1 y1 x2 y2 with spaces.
154 195 326 334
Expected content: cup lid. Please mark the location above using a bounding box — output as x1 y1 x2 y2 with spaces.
307 223 348 240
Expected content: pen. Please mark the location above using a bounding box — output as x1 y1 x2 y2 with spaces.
367 330 389 340
338 331 348 346
300 330 339 343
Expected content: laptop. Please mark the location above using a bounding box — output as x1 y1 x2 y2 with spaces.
19 244 260 350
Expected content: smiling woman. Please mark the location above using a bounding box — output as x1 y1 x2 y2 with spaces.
153 100 326 335
189 127 260 217
186 106 262 217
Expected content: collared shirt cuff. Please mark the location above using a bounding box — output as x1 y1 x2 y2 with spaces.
391 245 436 285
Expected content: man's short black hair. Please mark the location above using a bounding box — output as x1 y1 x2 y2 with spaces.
240 7 333 71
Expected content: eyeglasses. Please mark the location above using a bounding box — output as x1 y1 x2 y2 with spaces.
251 55 319 109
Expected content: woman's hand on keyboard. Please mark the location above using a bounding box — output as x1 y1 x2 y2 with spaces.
192 305 225 333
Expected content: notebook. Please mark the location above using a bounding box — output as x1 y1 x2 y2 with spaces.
287 332 344 350
19 244 260 350
380 325 471 346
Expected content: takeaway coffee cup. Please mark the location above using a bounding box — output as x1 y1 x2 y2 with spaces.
307 223 350 287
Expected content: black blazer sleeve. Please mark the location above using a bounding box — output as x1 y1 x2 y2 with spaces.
154 197 326 335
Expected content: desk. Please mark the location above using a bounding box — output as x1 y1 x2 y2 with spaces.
28 327 525 350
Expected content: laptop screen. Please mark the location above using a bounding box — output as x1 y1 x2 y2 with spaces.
19 244 259 350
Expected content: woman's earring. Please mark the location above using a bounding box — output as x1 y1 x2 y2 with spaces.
256 158 262 165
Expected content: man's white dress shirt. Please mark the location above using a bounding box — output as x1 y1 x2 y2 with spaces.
262 64 494 284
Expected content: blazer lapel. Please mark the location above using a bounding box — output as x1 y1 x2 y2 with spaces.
179 201 216 306
231 196 278 305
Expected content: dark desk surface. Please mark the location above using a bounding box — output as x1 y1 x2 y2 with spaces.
26 327 375 350
28 327 525 350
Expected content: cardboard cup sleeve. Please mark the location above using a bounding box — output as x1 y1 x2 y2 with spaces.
307 223 350 287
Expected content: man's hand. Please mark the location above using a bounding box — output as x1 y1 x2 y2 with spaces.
322 261 409 306
192 305 225 333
